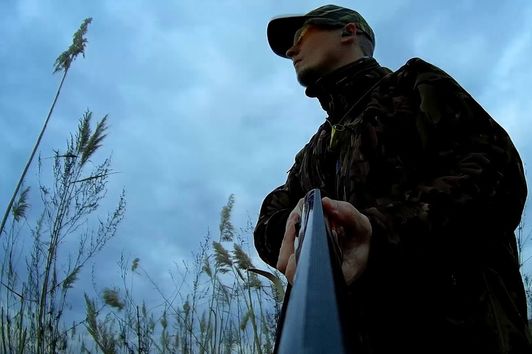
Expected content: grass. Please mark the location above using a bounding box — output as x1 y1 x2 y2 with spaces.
82 195 285 353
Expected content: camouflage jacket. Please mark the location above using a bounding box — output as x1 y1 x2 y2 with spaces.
254 57 531 353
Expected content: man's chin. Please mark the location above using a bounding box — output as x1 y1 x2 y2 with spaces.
296 68 321 87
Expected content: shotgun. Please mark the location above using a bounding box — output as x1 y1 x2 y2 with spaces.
274 188 351 353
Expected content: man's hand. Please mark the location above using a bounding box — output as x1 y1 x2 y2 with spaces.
276 197 372 286
276 198 304 284
322 197 372 285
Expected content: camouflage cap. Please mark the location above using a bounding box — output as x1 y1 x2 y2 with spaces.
267 4 375 58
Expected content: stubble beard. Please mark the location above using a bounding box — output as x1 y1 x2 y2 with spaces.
296 66 322 87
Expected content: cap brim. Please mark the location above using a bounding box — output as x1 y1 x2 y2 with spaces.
267 15 308 58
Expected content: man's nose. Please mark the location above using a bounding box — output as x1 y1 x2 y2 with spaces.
286 43 298 58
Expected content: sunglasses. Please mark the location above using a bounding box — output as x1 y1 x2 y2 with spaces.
292 23 368 47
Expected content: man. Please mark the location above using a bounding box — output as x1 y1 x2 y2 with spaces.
254 4 532 354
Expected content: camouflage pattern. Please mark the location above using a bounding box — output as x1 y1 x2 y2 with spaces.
267 5 375 58
254 57 532 353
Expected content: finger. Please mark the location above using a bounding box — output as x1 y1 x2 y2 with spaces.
322 197 358 229
285 254 296 285
329 228 344 262
323 197 373 242
277 212 299 273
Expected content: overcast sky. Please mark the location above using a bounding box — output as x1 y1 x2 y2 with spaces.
1 0 532 317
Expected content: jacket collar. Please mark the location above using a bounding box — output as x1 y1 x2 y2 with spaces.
305 57 390 124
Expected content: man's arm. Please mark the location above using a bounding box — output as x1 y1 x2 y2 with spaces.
254 169 305 267
358 64 530 347
363 59 527 267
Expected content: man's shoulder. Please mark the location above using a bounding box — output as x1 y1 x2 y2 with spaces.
389 57 459 88
400 57 443 72
368 57 468 105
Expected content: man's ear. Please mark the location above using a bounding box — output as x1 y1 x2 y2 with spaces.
340 23 358 41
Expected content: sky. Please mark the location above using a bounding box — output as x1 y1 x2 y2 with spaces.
1 0 532 320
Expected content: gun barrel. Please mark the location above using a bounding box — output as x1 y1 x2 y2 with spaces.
275 189 350 354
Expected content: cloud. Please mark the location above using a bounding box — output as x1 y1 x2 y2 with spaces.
1 0 532 334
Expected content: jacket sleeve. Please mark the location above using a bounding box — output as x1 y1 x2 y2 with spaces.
254 154 305 267
362 59 527 275
357 60 530 347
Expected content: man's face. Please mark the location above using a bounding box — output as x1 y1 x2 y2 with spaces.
285 24 344 87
